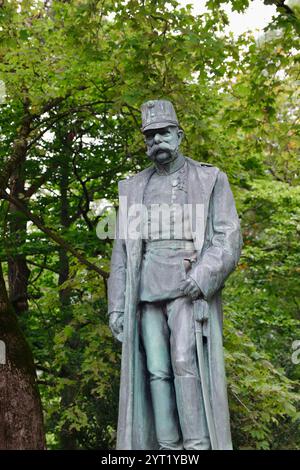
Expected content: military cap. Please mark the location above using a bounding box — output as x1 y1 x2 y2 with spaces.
141 99 179 132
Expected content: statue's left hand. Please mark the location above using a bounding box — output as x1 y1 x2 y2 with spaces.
179 276 203 301
109 311 124 342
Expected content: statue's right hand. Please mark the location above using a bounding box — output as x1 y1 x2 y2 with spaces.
109 311 124 342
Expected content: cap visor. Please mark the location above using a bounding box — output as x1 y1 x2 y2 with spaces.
142 121 178 132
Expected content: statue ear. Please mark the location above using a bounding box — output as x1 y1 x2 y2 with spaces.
177 128 184 144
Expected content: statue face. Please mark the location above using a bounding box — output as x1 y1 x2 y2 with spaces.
144 125 183 165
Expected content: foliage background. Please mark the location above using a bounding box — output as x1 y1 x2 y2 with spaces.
0 0 299 449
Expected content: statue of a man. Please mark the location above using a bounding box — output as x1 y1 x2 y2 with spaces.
108 100 242 450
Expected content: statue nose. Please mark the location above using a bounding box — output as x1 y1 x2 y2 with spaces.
154 133 162 144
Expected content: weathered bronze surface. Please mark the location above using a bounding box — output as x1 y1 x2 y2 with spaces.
108 99 242 450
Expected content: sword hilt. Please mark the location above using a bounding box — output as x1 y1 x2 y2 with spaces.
193 298 208 324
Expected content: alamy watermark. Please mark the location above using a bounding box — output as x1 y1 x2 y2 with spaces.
291 340 300 365
0 80 6 104
96 197 205 249
0 340 6 365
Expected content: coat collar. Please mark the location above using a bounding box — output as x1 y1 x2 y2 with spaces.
153 152 186 175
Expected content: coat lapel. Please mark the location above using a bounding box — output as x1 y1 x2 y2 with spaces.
186 158 219 252
122 166 156 272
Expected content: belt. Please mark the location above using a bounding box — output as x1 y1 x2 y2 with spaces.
144 239 195 251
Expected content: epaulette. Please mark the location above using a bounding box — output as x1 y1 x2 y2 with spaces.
186 156 214 167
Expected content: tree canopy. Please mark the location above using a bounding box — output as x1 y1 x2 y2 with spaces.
0 0 299 449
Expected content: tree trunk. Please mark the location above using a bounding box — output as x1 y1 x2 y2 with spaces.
0 263 45 449
8 166 30 313
0 101 45 449
57 131 77 449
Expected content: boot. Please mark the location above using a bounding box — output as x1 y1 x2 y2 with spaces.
174 376 210 450
150 379 183 450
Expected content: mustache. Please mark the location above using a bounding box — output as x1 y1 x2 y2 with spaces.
146 142 177 159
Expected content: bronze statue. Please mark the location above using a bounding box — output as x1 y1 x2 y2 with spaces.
108 99 242 450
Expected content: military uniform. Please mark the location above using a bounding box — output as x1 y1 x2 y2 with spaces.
138 148 210 449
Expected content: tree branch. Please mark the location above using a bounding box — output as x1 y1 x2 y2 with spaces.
71 139 94 230
27 259 59 274
0 103 32 191
0 191 109 279
23 165 56 199
272 0 297 17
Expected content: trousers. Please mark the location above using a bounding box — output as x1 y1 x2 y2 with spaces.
140 296 210 450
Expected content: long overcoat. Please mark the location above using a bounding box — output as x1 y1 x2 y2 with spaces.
107 157 243 450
